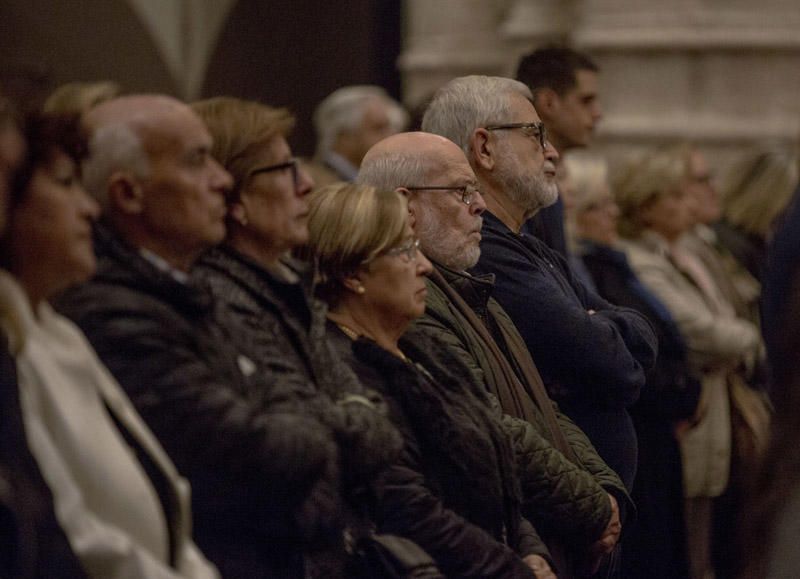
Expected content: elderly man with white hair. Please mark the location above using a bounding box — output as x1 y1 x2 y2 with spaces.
57 95 347 579
421 75 657 505
358 131 635 578
305 85 407 187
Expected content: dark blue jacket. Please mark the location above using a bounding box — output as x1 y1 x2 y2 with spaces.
472 211 657 490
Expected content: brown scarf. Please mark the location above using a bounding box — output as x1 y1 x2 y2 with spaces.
428 268 577 463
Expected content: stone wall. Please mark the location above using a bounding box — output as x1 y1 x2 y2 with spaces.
400 0 800 172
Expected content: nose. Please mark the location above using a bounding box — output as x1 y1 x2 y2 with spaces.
210 158 234 195
416 250 434 277
544 141 560 163
470 189 487 216
78 184 101 220
296 164 314 196
591 102 603 123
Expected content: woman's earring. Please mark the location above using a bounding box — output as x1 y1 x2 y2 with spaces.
356 286 365 295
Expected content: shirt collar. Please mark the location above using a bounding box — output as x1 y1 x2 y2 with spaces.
324 151 359 182
138 248 190 285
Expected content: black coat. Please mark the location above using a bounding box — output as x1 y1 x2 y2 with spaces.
0 336 88 579
473 211 658 490
56 225 340 579
194 246 402 495
330 325 542 579
580 241 699 579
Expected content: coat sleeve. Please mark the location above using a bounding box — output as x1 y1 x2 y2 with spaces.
62 295 338 541
630 258 761 371
493 401 613 546
25 414 219 579
413 306 618 545
375 442 536 579
476 234 656 410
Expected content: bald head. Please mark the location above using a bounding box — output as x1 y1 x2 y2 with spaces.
81 93 232 270
358 131 485 271
358 131 470 192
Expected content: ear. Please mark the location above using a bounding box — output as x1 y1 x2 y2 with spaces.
534 88 560 117
470 128 495 172
397 187 418 230
106 172 144 216
341 273 366 295
229 201 247 226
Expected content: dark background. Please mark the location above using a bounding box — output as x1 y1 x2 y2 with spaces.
0 0 403 156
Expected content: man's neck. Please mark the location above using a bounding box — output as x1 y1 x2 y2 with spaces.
481 185 527 233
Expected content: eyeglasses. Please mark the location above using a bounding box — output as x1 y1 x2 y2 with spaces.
485 122 547 149
249 157 300 188
405 183 480 206
384 238 421 262
362 238 421 266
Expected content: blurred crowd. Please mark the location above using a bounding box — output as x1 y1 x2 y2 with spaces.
0 45 798 579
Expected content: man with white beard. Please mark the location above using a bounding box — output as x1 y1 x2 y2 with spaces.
359 130 633 579
422 76 657 503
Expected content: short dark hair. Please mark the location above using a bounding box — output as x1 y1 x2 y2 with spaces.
11 113 85 209
515 45 598 97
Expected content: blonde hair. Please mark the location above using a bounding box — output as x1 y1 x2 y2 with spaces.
615 143 692 238
43 81 121 115
563 151 610 213
307 182 408 305
722 145 799 238
191 97 294 200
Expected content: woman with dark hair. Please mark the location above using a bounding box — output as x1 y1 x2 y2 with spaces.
0 113 218 579
307 182 555 579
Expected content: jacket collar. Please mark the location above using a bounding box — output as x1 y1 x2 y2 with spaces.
92 223 213 316
433 262 496 313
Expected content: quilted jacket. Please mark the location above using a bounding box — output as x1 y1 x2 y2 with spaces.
412 263 631 547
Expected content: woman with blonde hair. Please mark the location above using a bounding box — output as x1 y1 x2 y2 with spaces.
190 97 403 578
715 145 799 280
307 181 553 579
564 150 698 579
616 145 764 579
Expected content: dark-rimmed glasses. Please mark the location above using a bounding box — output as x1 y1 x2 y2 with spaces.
249 157 300 188
485 122 547 149
405 183 480 206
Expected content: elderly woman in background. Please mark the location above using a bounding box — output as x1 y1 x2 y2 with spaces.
0 113 218 579
307 182 555 579
715 145 799 281
563 151 699 579
615 146 765 579
190 97 402 578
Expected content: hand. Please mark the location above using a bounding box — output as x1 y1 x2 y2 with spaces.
522 554 558 579
582 493 622 574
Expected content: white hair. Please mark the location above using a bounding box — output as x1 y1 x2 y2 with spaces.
356 150 428 191
82 122 150 209
313 85 408 159
421 76 532 154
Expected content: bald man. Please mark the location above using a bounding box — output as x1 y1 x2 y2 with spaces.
359 132 630 577
57 95 342 579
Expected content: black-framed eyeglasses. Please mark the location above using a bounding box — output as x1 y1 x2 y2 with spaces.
249 157 300 188
405 183 480 206
485 122 547 149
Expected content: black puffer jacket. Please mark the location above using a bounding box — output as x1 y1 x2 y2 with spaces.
194 246 402 494
330 325 544 579
56 225 340 579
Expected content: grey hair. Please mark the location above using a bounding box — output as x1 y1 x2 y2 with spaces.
82 122 150 209
313 85 408 159
356 150 428 191
421 75 532 154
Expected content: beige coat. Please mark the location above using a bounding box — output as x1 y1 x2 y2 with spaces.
621 231 762 498
0 272 218 579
